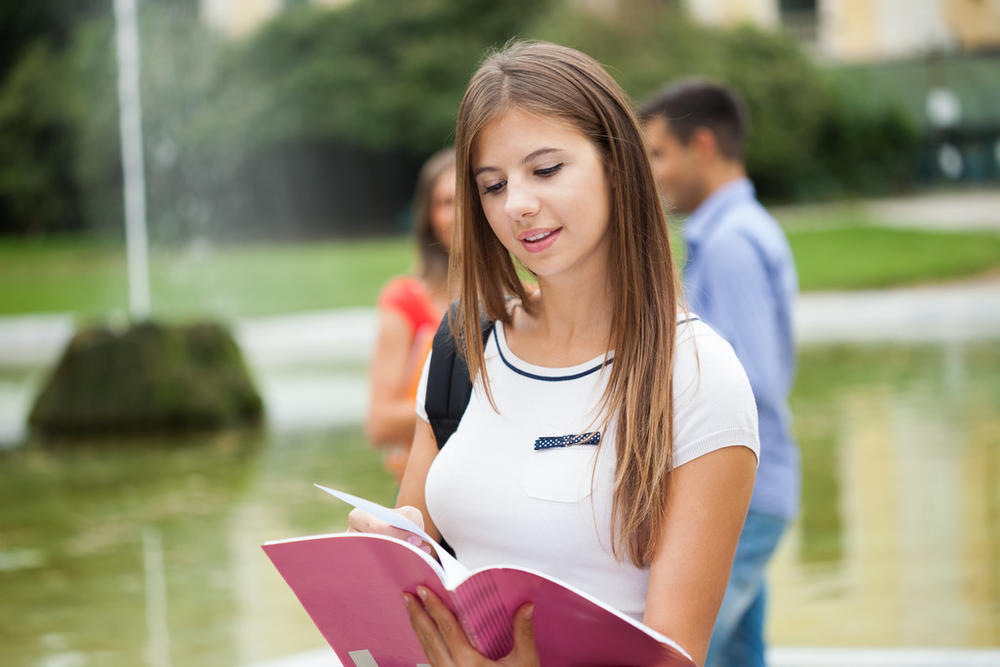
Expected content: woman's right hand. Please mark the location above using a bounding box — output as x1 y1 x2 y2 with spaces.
348 506 434 555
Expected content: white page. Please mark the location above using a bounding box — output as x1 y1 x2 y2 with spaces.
315 484 467 584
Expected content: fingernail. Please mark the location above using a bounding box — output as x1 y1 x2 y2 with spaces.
417 586 428 601
422 545 432 554
526 604 535 620
402 593 411 608
407 536 422 545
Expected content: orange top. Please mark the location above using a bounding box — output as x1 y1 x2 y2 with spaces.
377 276 442 400
376 277 444 482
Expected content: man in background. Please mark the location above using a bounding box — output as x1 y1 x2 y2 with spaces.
641 80 800 667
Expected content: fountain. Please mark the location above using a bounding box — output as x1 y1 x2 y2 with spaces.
25 0 261 438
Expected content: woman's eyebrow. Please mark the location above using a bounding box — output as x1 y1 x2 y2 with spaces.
473 147 563 177
521 147 562 164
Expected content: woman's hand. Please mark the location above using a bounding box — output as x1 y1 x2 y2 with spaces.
347 506 434 556
404 585 539 666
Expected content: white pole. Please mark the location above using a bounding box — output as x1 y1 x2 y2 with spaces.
114 0 152 319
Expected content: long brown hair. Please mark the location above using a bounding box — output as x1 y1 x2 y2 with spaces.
452 41 683 567
413 147 455 287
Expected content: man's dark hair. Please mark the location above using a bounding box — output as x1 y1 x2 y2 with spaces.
639 79 749 162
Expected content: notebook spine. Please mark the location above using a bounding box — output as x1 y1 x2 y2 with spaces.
454 571 513 659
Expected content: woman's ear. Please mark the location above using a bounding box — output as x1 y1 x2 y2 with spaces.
604 160 617 191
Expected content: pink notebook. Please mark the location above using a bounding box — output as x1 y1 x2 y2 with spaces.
262 486 696 667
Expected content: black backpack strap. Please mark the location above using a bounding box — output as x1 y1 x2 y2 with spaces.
424 302 492 559
425 301 493 449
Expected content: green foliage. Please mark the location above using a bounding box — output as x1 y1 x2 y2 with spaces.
718 26 831 199
0 0 922 236
0 1 107 81
0 40 84 234
219 0 529 152
5 0 552 239
185 0 554 237
29 320 262 435
528 1 918 200
0 2 216 236
811 75 921 197
820 100 918 196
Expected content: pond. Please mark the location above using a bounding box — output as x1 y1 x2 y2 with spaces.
772 343 1000 648
0 343 997 665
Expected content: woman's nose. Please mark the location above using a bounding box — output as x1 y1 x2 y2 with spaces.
503 180 540 221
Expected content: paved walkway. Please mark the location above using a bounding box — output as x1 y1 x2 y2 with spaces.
3 278 996 445
773 187 1000 231
863 188 1000 231
0 308 379 369
794 273 1000 344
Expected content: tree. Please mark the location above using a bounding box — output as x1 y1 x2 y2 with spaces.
0 41 84 233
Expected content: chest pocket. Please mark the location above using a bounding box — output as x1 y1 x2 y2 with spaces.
520 443 599 503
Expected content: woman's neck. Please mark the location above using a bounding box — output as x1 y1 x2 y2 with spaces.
512 270 614 365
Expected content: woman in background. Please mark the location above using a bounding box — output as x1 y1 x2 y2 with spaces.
366 147 455 482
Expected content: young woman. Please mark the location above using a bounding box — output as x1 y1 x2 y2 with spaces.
366 148 456 482
350 42 758 666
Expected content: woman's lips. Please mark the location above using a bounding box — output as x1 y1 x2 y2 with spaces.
518 227 561 253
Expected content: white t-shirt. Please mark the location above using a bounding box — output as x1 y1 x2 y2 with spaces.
416 314 758 620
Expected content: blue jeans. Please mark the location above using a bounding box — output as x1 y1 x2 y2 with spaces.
705 510 788 667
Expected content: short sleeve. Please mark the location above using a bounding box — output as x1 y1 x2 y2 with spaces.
414 351 432 423
671 320 760 469
378 276 438 336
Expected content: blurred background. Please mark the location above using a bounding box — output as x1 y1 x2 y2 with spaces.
0 0 998 665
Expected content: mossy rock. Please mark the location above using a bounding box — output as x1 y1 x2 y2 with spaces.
29 321 263 436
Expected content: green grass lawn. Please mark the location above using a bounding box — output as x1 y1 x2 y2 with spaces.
0 236 412 319
788 224 1000 290
2 221 1000 319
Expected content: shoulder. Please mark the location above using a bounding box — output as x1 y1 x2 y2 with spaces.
705 227 757 259
378 276 437 322
378 275 425 305
720 194 776 230
674 317 746 386
712 200 790 259
671 316 759 466
701 218 787 281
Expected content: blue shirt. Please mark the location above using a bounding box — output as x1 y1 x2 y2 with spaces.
682 178 800 519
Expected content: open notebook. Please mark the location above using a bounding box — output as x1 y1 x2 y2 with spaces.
262 484 695 666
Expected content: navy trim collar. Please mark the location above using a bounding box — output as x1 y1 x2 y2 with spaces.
494 333 610 382
493 316 700 382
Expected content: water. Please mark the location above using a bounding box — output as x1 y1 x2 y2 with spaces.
771 343 1000 648
0 425 395 666
0 344 997 665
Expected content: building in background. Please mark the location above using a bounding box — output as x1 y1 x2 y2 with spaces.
686 0 1000 62
201 0 350 38
688 0 1000 184
200 0 1000 60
